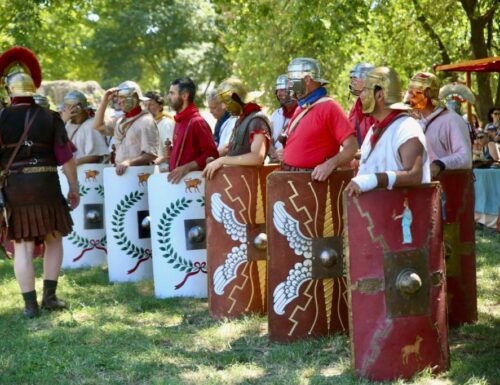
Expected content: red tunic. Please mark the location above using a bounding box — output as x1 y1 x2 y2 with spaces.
169 103 218 170
349 97 377 144
283 99 355 168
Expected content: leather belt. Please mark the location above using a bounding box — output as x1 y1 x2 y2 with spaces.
281 163 314 172
2 141 51 149
10 159 54 168
8 166 58 175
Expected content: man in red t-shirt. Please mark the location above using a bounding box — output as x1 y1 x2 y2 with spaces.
167 77 219 184
282 57 358 181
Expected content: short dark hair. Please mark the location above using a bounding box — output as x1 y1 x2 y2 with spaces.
171 77 196 103
487 106 500 122
144 90 164 106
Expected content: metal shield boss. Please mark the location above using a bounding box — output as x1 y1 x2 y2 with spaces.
206 165 277 318
267 170 353 343
344 183 449 381
149 171 207 298
435 170 477 327
104 166 155 282
60 164 109 269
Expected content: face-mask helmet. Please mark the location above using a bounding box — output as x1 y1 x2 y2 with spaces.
63 90 89 117
217 77 263 116
360 66 403 114
405 72 440 110
116 80 145 112
349 62 375 96
287 57 329 100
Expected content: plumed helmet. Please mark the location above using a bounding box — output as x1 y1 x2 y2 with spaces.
0 47 42 97
63 90 89 109
33 94 50 108
287 57 329 85
361 66 406 114
350 62 375 80
275 74 288 91
409 72 440 106
439 83 475 104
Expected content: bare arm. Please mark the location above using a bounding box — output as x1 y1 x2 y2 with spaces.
115 152 156 176
346 137 425 197
202 133 267 180
76 155 102 166
488 141 500 161
311 134 358 181
93 88 116 135
167 160 199 184
62 157 80 209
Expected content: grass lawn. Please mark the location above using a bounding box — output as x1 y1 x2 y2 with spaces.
0 228 498 385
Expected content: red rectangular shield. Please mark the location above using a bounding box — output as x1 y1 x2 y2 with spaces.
344 184 449 381
435 170 477 326
267 170 353 343
206 165 277 318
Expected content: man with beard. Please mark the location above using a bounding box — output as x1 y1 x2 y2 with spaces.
61 90 108 165
282 57 358 181
202 77 272 179
94 81 158 175
345 67 430 196
348 62 376 145
167 77 218 183
405 73 472 178
269 74 297 162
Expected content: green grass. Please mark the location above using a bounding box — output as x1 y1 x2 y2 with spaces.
0 228 499 385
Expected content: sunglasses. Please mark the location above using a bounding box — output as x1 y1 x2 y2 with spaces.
493 112 500 115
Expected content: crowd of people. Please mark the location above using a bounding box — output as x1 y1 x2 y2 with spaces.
0 45 495 318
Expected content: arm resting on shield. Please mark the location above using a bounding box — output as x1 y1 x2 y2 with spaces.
62 157 80 209
311 134 358 181
202 133 267 180
115 152 156 176
167 160 199 184
76 155 103 166
346 138 424 197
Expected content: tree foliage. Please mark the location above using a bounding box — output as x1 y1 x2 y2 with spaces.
0 0 498 120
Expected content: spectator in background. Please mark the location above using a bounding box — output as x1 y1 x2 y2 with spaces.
485 107 500 141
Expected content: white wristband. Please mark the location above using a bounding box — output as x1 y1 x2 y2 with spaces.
386 171 396 190
352 173 378 193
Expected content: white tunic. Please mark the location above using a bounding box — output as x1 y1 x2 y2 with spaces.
358 115 431 183
270 107 290 150
66 117 109 161
217 116 237 151
156 115 175 156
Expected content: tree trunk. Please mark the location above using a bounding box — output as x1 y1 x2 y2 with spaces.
459 0 499 123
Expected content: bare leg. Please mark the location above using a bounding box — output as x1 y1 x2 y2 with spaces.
41 233 67 310
43 233 63 280
13 241 35 292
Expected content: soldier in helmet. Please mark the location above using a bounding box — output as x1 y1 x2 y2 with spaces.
405 73 471 177
269 74 297 162
61 90 108 165
349 63 377 145
167 77 218 183
0 47 80 317
202 77 272 179
93 81 159 175
345 67 430 196
281 57 358 181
